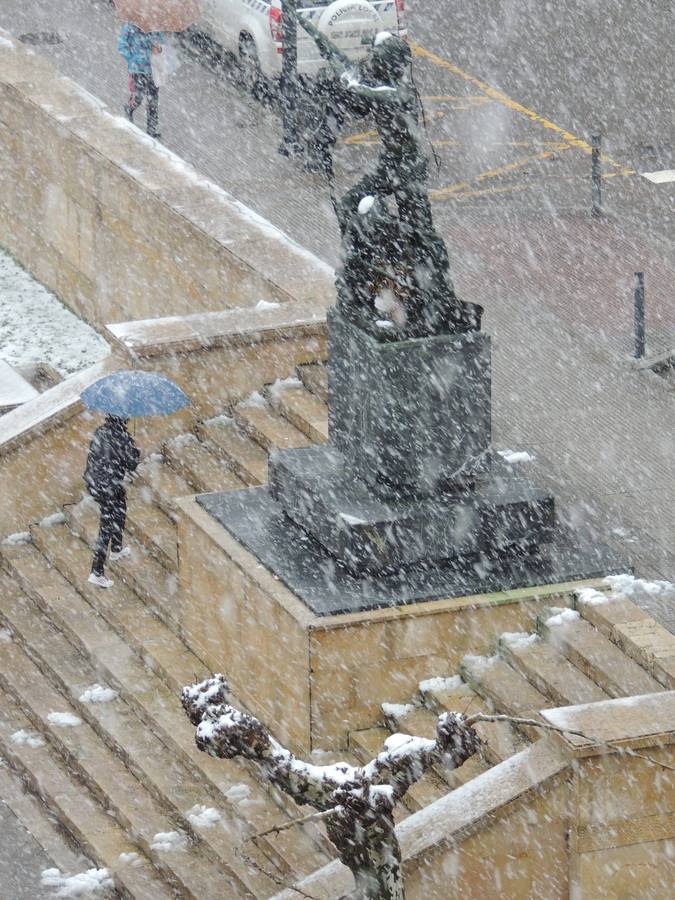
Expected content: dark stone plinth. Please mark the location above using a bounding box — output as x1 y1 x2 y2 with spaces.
269 445 555 576
196 488 626 617
329 309 491 499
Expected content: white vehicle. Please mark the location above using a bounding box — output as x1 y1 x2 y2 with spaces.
197 0 408 85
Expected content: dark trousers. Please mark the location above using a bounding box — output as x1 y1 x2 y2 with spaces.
126 73 159 136
91 487 127 576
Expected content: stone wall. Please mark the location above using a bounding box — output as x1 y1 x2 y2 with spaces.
0 30 333 330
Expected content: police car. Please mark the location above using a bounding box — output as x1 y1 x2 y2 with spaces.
197 0 408 87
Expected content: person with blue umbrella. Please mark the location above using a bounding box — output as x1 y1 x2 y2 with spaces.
81 370 190 588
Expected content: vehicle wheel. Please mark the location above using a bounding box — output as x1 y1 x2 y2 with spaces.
238 34 268 102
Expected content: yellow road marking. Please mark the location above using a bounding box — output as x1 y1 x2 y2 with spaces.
412 42 635 176
431 149 566 198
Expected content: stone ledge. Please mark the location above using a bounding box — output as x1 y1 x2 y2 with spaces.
542 690 675 756
106 301 328 359
0 357 119 456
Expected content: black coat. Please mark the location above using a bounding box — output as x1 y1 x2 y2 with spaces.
84 419 140 493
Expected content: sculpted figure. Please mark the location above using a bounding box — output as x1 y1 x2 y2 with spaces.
298 18 482 337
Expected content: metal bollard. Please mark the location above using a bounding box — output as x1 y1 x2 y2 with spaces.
591 134 602 218
634 272 645 359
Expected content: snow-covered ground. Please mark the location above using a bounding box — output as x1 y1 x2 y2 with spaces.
0 248 110 376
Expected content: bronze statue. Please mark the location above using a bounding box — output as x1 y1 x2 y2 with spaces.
297 18 482 338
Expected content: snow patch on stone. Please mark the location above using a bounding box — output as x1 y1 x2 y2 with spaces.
604 573 675 602
117 852 141 867
500 631 538 649
241 390 267 408
0 32 16 49
10 729 44 748
47 711 82 728
79 684 119 704
0 627 12 643
40 511 67 528
575 587 610 606
2 531 31 545
224 783 252 804
339 512 366 526
41 866 114 897
498 449 535 464
150 830 188 852
254 299 281 311
418 675 463 694
381 702 414 719
545 608 580 628
268 376 302 398
187 804 222 829
462 653 497 673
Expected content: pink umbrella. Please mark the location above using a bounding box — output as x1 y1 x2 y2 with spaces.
114 0 200 33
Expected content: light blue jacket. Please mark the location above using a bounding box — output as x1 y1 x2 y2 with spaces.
118 23 164 75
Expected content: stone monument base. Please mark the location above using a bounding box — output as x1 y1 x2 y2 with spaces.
175 495 611 753
196 486 623 617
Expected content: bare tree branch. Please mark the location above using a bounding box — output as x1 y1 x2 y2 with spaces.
466 713 675 772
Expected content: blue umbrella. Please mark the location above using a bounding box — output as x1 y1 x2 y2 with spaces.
81 370 190 418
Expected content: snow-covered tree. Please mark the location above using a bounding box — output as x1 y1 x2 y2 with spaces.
182 674 481 899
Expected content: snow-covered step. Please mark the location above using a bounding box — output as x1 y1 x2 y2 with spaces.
135 455 194 518
296 363 328 403
263 378 328 443
348 725 442 814
460 655 551 742
0 750 91 877
0 634 239 899
64 500 181 633
2 542 330 880
0 691 174 900
23 528 331 875
233 395 312 452
498 631 609 707
0 579 281 897
197 414 269 485
418 675 525 764
125 493 178 572
538 608 663 698
576 588 675 690
164 433 244 493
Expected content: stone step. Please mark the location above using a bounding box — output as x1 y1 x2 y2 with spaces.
12 533 331 877
0 753 91 877
64 501 181 635
460 654 551 742
125 492 178 572
498 631 609 707
233 397 312 453
164 433 244 494
0 692 174 900
135 455 194 519
347 726 438 814
576 592 675 690
381 702 486 793
296 363 328 404
0 636 237 900
263 378 328 444
538 608 663 698
0 574 280 897
418 675 526 765
197 415 269 485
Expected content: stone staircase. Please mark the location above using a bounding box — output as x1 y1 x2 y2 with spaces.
0 364 333 898
1 358 672 895
359 596 668 817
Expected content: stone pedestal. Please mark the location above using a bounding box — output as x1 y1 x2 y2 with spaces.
328 310 491 497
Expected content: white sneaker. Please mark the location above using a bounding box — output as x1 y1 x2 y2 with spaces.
109 547 131 561
88 573 114 589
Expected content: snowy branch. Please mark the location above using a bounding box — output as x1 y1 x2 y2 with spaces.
182 675 481 899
